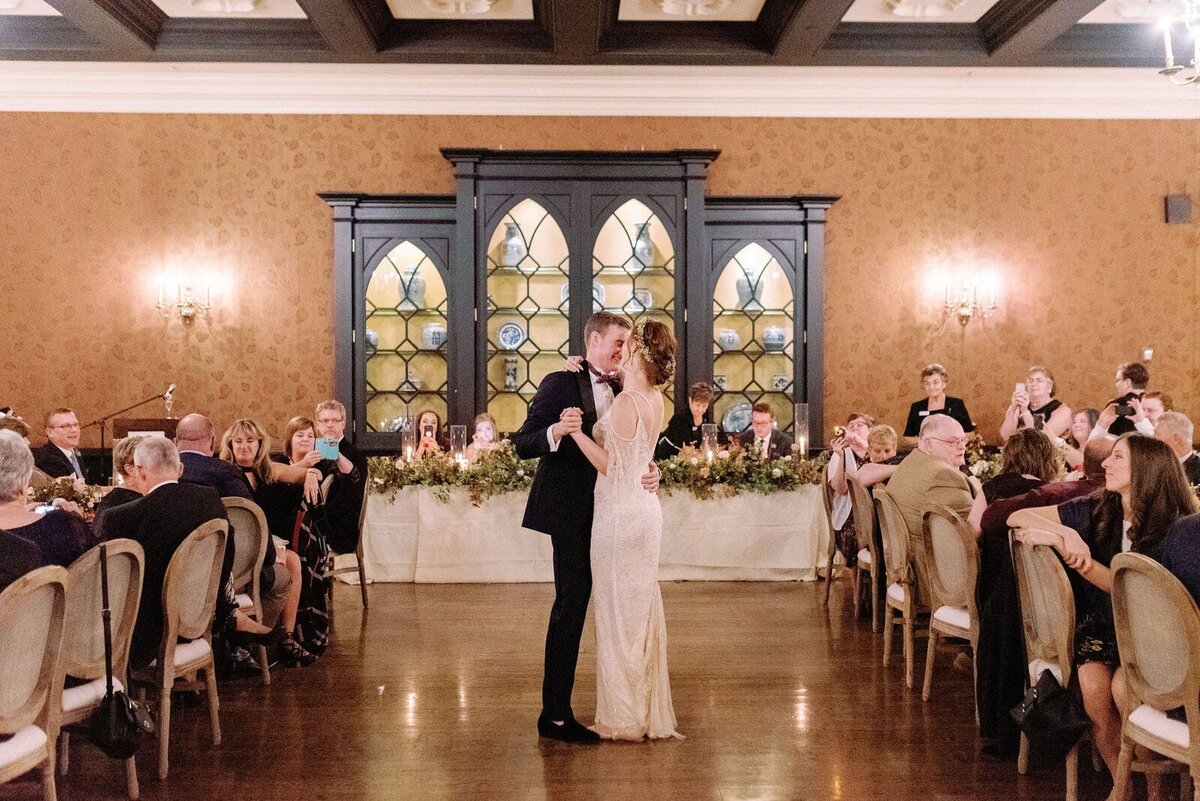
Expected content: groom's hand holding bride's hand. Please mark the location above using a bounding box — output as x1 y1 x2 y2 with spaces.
553 407 583 442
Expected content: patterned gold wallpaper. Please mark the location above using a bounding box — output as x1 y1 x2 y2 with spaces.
1 114 1196 447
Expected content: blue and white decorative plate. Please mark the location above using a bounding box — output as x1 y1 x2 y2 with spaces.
497 322 525 351
721 401 753 434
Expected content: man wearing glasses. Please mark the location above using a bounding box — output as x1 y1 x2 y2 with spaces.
885 414 981 607
33 407 88 482
314 400 368 556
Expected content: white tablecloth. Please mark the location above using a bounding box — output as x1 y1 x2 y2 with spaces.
344 486 829 583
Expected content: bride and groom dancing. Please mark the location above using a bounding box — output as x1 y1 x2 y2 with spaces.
513 311 683 744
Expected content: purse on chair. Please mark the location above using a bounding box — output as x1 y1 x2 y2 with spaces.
89 542 156 760
1010 668 1091 763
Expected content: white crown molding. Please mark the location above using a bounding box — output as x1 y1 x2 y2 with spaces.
0 63 1197 118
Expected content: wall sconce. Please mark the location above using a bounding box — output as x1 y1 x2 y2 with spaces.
944 278 997 326
157 275 212 325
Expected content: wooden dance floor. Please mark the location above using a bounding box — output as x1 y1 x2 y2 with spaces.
6 580 1113 801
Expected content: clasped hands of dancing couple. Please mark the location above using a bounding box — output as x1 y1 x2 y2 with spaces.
512 312 683 745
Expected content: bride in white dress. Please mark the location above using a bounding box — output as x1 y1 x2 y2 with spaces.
567 320 683 741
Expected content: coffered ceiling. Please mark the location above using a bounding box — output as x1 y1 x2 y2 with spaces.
0 0 1176 65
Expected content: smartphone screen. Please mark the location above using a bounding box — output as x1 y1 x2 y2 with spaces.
1015 383 1026 394
315 438 339 460
422 425 435 440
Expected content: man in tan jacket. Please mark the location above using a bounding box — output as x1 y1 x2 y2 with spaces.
885 414 980 606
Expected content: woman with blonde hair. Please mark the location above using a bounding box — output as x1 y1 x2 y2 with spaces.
466 412 500 463
999 365 1072 442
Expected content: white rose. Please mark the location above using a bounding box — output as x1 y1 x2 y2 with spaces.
516 469 524 477
718 450 730 459
690 457 699 466
969 462 985 477
772 468 782 478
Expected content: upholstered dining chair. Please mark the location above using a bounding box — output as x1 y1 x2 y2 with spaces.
1011 535 1085 800
820 462 839 608
329 476 371 611
221 496 272 685
874 487 924 689
1111 552 1200 801
131 519 227 780
848 477 881 631
57 540 144 800
921 504 979 703
0 565 69 801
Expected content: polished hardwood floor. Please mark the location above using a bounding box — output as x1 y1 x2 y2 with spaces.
5 579 1120 801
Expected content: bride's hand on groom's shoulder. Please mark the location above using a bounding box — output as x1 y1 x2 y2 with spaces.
563 355 584 373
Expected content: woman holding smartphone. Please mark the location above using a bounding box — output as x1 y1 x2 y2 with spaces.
414 409 445 457
999 365 1072 442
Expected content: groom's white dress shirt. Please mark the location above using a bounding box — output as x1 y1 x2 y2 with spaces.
548 370 615 452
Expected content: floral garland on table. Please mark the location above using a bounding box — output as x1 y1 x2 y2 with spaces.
27 477 107 521
368 440 537 507
656 443 826 500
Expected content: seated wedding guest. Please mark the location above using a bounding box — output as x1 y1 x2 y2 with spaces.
885 415 979 607
0 528 42 593
1090 361 1153 439
967 428 1060 535
315 400 369 556
973 434 1115 758
826 413 874 567
998 366 1072 442
1061 407 1099 474
736 403 794 459
94 437 237 670
466 413 500 463
0 430 95 570
33 407 88 481
0 415 31 441
1010 434 1198 787
255 416 321 542
1161 512 1200 604
902 363 974 444
1141 390 1172 428
1154 410 1200 485
656 382 714 459
414 408 445 457
175 413 253 499
94 436 145 516
218 418 318 667
853 424 902 488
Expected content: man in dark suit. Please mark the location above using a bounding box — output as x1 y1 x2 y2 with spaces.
175 413 253 499
95 437 230 670
1155 411 1200 486
1093 362 1153 438
736 403 795 459
513 311 658 744
314 400 369 555
32 407 88 481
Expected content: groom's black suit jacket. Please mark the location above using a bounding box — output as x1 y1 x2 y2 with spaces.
513 364 614 539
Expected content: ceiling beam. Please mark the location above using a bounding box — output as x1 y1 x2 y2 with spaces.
544 0 612 64
765 0 859 61
40 0 164 53
977 0 1108 63
293 0 388 56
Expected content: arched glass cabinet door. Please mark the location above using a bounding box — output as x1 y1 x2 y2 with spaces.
712 242 795 435
485 198 570 434
592 198 678 418
363 240 449 433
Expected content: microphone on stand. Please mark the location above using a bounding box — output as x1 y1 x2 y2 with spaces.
163 384 176 419
163 383 176 400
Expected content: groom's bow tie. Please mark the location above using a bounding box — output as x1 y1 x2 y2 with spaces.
587 364 620 386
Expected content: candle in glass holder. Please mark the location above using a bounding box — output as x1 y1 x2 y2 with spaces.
449 424 467 468
700 423 718 462
400 420 417 463
794 402 809 459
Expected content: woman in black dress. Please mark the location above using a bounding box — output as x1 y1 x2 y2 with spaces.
902 363 974 442
1011 435 1197 788
655 382 714 459
999 365 1072 442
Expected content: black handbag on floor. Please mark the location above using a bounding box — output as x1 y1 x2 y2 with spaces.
89 542 155 760
1010 668 1091 762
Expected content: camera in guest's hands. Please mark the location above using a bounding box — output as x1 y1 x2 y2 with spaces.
833 425 846 438
1114 392 1139 417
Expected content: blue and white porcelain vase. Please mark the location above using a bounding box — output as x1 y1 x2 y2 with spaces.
422 322 447 349
736 274 764 311
717 328 741 351
633 221 654 267
399 268 426 311
763 326 786 352
502 222 527 269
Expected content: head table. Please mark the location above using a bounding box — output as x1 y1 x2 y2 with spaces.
336 486 830 583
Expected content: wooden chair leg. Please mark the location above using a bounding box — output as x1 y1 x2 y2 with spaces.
851 567 862 620
203 664 221 746
903 614 915 689
257 644 271 685
357 551 369 610
1065 743 1079 801
1112 738 1134 801
871 568 881 633
1017 733 1030 775
157 687 171 780
57 732 69 775
41 760 58 801
882 606 895 667
124 757 139 801
922 629 939 701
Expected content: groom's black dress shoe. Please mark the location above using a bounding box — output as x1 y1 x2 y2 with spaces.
538 715 601 744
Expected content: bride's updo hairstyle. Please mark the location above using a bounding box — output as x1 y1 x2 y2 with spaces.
634 321 676 387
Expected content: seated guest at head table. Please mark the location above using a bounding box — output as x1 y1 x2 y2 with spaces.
0 430 96 571
94 436 145 516
414 409 446 458
32 406 89 482
967 428 1061 535
902 363 974 446
998 365 1072 443
466 413 500 463
1009 434 1198 790
736 403 794 460
1153 411 1200 486
656 382 714 460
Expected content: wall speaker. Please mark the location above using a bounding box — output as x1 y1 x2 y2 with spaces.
1165 194 1192 224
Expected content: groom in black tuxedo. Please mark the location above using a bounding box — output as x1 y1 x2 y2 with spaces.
514 311 659 744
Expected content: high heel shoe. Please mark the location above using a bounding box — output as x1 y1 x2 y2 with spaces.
239 624 284 647
279 633 317 667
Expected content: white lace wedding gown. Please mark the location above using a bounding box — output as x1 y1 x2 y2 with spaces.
591 391 682 741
